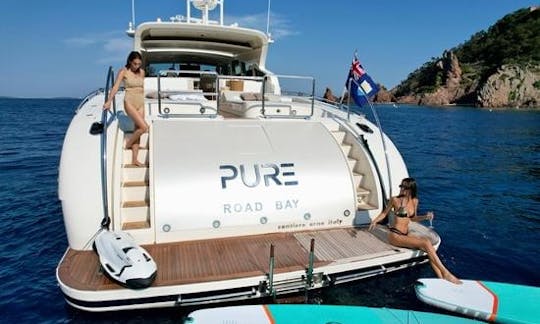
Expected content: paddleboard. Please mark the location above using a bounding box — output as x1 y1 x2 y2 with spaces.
415 278 540 323
185 304 480 323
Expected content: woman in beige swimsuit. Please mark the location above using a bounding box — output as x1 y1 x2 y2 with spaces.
369 178 461 284
103 51 148 166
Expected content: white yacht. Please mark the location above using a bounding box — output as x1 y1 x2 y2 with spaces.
56 0 439 312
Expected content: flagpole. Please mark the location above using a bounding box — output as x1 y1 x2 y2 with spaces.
346 79 351 121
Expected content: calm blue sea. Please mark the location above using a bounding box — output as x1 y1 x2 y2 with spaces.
0 98 539 322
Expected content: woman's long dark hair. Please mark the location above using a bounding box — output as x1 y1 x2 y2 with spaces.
125 51 142 72
400 177 417 198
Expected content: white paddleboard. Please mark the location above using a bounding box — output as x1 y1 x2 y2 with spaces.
415 278 540 323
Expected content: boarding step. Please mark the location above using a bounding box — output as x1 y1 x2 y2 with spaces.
357 202 377 210
320 120 340 132
122 186 149 202
330 130 346 143
123 180 149 187
121 201 151 230
340 144 352 156
347 158 357 170
122 148 149 165
121 205 149 222
123 165 149 182
356 186 370 196
123 163 149 168
356 186 372 209
122 200 149 208
352 172 363 188
122 220 151 230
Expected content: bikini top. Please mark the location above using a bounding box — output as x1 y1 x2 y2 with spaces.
124 70 143 92
395 197 413 218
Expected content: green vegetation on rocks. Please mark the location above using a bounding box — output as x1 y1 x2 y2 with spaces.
392 7 540 108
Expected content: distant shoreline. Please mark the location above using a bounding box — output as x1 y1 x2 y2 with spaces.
373 102 539 111
0 96 81 100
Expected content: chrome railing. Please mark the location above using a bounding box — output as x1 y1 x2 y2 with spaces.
100 66 115 229
152 72 315 119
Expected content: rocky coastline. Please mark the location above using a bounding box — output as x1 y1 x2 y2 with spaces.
327 6 540 109
387 51 540 109
328 52 540 109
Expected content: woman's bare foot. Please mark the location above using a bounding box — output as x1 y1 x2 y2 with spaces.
443 271 462 285
132 160 145 167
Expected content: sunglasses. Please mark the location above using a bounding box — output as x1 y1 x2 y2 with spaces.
399 184 409 189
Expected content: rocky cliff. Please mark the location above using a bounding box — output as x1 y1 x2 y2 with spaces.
389 6 540 108
390 51 540 108
477 65 540 108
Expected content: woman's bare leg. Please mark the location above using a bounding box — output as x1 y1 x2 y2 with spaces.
389 233 461 284
131 141 142 167
124 103 148 166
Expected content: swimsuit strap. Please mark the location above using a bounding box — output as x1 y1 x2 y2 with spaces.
389 227 408 236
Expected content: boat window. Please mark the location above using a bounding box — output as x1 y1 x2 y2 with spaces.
247 64 264 77
145 59 260 78
200 64 217 73
146 63 176 77
231 60 246 76
146 61 223 77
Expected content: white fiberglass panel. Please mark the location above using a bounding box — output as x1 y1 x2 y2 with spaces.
152 119 356 243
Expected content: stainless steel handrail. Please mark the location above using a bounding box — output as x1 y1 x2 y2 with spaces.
100 66 115 228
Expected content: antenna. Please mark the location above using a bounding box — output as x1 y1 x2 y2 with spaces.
131 0 136 27
266 0 271 35
266 0 274 43
126 0 136 37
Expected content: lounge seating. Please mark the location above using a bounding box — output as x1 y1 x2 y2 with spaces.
219 91 312 118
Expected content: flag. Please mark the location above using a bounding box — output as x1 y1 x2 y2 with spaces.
345 53 379 107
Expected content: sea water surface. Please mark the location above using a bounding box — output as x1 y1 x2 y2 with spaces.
0 98 539 322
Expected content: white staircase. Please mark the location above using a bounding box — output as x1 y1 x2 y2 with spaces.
323 121 376 210
120 132 151 230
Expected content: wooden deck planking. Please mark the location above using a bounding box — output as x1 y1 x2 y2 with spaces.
58 227 399 291
294 227 396 261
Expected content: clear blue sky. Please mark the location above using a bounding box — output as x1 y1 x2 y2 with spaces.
0 0 535 98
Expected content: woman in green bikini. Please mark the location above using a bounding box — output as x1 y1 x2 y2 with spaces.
369 178 461 284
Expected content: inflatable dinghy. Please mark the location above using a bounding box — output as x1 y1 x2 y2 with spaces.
94 230 157 289
415 278 540 323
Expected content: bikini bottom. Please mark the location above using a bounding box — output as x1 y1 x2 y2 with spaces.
389 227 408 236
